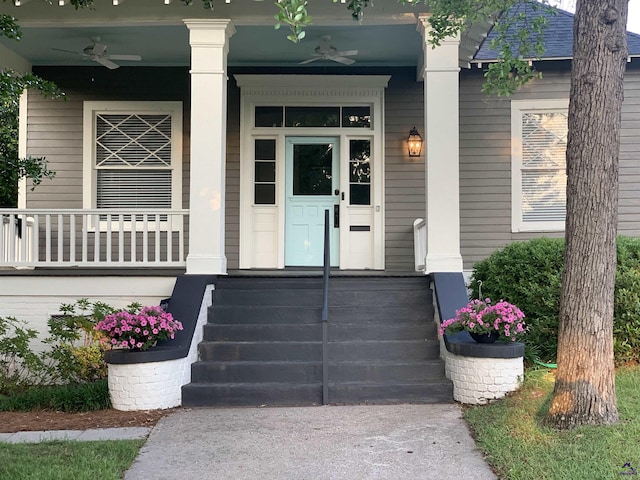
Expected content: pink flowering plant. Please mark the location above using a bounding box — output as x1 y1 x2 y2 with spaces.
439 298 527 342
94 305 183 351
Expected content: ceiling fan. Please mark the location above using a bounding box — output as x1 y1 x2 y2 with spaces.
52 37 142 70
299 35 358 65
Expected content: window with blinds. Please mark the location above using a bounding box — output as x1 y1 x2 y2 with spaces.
95 113 173 212
512 100 568 232
521 111 568 222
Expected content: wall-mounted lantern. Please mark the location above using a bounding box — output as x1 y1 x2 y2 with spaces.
407 127 423 157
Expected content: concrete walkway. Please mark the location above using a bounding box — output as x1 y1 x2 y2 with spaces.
125 404 497 480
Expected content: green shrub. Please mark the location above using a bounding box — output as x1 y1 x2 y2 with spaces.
470 238 564 363
0 316 48 392
0 379 110 412
43 298 116 384
470 236 640 365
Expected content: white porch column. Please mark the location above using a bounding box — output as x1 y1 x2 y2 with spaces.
184 19 235 274
418 16 463 273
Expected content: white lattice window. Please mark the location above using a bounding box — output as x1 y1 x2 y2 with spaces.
83 102 182 215
511 100 568 232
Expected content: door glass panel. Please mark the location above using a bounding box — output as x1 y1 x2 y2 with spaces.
293 144 333 195
285 107 340 127
255 139 276 160
350 184 370 205
349 139 371 205
255 184 276 204
255 162 275 182
254 138 276 205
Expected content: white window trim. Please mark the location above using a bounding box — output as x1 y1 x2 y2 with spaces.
511 99 569 233
82 101 183 224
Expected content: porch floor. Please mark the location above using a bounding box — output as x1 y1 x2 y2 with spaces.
0 268 423 277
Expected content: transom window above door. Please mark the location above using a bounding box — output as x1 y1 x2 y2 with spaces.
255 106 371 128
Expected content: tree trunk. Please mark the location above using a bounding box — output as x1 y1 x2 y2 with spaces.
545 0 628 429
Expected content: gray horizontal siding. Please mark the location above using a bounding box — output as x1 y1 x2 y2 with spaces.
384 71 425 272
460 66 640 269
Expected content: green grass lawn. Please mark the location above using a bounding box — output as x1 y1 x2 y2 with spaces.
464 365 640 480
0 439 143 480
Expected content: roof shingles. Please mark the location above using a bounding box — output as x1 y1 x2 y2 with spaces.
474 3 640 61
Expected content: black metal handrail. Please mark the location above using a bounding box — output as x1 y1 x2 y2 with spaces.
322 209 330 405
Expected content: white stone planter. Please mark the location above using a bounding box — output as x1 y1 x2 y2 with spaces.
107 358 189 411
443 350 523 404
105 282 213 411
441 332 524 405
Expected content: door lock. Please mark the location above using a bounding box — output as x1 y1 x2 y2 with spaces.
334 189 340 196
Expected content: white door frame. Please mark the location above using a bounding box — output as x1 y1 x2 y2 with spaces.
236 75 389 270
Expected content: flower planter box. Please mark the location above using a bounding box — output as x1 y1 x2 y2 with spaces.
442 331 524 405
103 276 215 411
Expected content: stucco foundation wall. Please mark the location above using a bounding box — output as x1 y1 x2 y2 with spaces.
0 276 175 351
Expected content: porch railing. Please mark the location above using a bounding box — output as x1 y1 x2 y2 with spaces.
0 209 189 268
413 218 427 272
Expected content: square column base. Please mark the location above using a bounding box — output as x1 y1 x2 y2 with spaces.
426 253 463 274
186 254 227 275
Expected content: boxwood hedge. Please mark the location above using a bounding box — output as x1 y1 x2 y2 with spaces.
469 236 640 365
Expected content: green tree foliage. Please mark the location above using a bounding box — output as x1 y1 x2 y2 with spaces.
1 15 60 207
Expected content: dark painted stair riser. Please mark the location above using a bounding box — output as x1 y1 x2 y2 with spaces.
181 275 453 407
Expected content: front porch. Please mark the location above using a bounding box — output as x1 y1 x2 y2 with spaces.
1 208 429 272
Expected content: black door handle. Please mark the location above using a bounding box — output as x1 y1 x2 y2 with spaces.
334 204 340 228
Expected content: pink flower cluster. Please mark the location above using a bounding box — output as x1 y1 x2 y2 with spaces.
439 298 527 342
94 305 183 351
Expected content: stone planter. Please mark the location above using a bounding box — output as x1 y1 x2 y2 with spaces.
442 331 524 405
103 279 215 411
106 355 188 411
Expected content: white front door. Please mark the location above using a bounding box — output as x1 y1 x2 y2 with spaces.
285 137 340 267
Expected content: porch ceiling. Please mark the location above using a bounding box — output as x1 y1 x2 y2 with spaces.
0 0 488 69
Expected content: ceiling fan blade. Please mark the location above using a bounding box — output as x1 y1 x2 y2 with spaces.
336 50 358 57
107 54 142 61
52 47 81 55
93 56 120 70
299 57 321 64
331 56 356 65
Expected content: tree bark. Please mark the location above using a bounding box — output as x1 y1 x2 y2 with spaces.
545 0 628 429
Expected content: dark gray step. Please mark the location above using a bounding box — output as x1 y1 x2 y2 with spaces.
328 380 454 404
209 305 322 324
329 306 435 324
198 340 439 362
329 360 446 383
190 359 445 384
209 305 433 325
182 382 322 407
216 276 429 291
204 323 320 342
190 361 322 383
199 341 322 361
203 323 437 342
213 289 431 307
329 340 440 361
